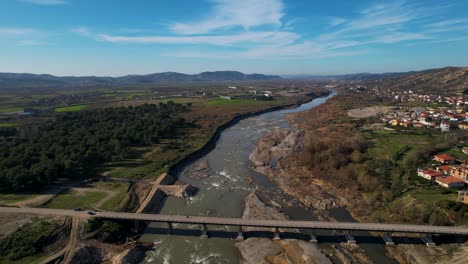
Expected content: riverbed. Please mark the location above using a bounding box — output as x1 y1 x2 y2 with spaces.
139 92 395 264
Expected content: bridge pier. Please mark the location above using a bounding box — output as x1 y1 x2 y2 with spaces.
382 232 395 245
236 231 245 241
235 226 244 241
309 233 318 244
345 231 356 244
167 222 173 234
134 220 141 232
422 234 436 247
200 224 208 239
273 227 281 241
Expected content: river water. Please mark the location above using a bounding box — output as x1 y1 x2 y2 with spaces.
139 92 396 264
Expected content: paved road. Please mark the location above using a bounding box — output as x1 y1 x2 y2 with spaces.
1 206 467 235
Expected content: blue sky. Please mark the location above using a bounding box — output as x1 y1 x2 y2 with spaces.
1 0 468 76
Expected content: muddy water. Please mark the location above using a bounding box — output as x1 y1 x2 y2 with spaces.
140 92 395 264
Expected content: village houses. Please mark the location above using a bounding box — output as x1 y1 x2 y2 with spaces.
417 153 468 189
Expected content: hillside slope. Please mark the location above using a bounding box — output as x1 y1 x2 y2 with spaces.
383 67 468 95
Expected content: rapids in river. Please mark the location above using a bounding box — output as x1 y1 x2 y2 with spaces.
139 92 396 264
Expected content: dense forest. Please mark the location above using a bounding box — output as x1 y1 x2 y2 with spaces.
0 102 189 191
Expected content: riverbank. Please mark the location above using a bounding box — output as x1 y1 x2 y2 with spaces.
168 90 331 176
248 90 468 263
135 91 336 263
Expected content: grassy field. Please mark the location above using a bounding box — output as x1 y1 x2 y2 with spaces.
363 129 445 162
0 107 23 113
40 181 129 211
87 181 129 211
403 188 457 207
204 98 274 106
0 193 39 205
0 123 18 127
42 189 108 210
55 104 89 112
0 254 48 264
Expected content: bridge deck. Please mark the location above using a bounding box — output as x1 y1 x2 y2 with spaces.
98 211 468 235
1 207 467 235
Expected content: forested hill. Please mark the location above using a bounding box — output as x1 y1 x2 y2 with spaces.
0 102 190 191
0 71 281 89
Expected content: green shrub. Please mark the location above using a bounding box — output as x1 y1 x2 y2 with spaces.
0 218 55 261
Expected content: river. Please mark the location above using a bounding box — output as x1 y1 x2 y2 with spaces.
139 92 396 264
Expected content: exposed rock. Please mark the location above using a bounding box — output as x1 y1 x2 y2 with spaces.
249 127 346 219
70 246 103 264
236 192 332 264
189 159 211 179
249 127 304 168
241 192 290 232
386 243 468 264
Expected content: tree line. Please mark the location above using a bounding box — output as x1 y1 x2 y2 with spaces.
0 102 190 191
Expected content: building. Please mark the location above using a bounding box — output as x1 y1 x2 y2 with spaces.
457 191 468 204
440 121 450 132
435 176 465 188
433 153 456 164
436 165 452 175
450 166 468 183
417 169 444 180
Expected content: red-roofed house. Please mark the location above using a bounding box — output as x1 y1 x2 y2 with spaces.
433 154 456 164
435 176 465 188
436 165 452 175
418 169 444 180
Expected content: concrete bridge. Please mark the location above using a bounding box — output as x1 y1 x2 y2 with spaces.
1 206 467 246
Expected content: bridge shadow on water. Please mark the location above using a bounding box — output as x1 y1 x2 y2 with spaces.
143 226 468 245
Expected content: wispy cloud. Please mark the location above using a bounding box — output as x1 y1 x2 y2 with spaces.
0 27 36 36
170 0 284 35
18 0 65 5
98 31 299 46
18 39 43 46
425 18 468 33
73 0 468 60
328 18 347 27
72 27 93 37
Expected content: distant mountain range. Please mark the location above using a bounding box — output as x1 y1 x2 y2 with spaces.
1 67 467 93
0 71 282 89
282 72 414 80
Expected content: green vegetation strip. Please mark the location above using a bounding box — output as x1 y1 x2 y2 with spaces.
0 107 23 113
54 104 89 112
0 218 55 262
0 123 18 127
42 189 108 210
204 99 269 106
0 193 38 205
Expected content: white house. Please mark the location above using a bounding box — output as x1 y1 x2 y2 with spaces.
440 121 450 132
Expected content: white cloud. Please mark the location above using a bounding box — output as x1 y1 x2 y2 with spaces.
19 39 42 46
72 27 93 37
73 0 467 61
329 18 346 27
170 0 284 34
18 0 64 5
375 32 430 44
97 31 299 46
425 18 468 33
0 27 36 36
315 1 435 48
